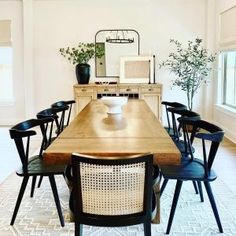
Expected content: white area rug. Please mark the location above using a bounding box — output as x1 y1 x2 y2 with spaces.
0 174 235 236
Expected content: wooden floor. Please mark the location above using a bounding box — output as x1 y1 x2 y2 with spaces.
213 138 236 193
1 126 236 193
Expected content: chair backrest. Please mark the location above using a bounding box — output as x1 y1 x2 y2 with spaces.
181 119 224 176
36 107 67 140
71 153 155 225
167 107 201 140
51 100 75 127
9 118 54 174
161 101 187 132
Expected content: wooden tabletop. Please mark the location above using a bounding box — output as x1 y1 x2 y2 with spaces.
43 99 180 166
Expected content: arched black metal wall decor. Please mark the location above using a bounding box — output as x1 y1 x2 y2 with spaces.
95 29 140 79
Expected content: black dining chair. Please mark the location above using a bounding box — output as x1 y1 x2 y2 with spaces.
161 101 187 137
36 106 68 188
167 107 201 154
71 153 157 236
160 108 202 198
51 100 75 131
9 118 65 227
160 119 224 234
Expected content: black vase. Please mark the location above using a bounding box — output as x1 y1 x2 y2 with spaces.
75 63 90 84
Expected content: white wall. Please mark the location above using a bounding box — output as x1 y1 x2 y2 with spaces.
0 0 209 124
213 0 236 142
0 0 25 124
33 0 207 115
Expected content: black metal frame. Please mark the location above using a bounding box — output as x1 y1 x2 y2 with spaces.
71 153 154 236
95 29 140 78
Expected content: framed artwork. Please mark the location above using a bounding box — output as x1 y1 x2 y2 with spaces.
119 56 155 83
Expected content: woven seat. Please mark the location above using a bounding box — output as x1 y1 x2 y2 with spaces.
71 153 159 236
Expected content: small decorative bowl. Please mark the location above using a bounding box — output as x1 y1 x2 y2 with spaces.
101 96 128 114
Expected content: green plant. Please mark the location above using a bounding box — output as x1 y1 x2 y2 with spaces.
160 38 216 110
59 42 104 65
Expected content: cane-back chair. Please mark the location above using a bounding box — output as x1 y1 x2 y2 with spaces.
71 153 158 236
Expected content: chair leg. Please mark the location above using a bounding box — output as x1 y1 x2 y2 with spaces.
37 176 43 188
197 181 204 202
10 176 29 225
204 181 223 233
30 176 37 197
166 180 183 234
192 181 198 194
48 175 65 227
75 223 83 236
144 221 151 236
160 179 168 197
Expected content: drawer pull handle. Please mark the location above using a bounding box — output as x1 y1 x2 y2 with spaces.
126 88 131 91
81 89 87 92
104 88 109 92
148 88 153 91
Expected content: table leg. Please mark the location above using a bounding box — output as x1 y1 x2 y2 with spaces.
152 182 160 223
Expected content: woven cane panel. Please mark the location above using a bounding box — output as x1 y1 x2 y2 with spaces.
80 162 145 215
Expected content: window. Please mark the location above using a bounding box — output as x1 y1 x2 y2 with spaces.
0 46 13 103
220 50 236 109
0 20 14 105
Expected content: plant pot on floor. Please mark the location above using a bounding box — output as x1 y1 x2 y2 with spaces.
75 63 90 84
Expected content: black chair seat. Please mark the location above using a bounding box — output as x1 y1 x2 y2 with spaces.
164 127 182 137
16 156 65 176
173 139 195 155
161 158 217 182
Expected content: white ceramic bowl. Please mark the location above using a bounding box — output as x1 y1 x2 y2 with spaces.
101 96 128 114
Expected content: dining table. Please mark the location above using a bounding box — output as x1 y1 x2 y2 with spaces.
43 99 181 223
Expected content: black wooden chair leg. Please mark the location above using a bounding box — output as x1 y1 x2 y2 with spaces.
37 176 43 188
197 181 204 202
204 181 223 233
160 179 168 197
10 176 29 225
30 176 37 197
75 223 83 236
144 221 151 236
166 180 183 234
192 181 198 194
48 175 65 227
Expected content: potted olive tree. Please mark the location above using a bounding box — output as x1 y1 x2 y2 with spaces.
59 43 104 84
160 38 216 110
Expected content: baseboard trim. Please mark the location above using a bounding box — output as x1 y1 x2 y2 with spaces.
214 120 236 143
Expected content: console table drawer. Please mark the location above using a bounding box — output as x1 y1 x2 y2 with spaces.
141 86 161 94
76 87 94 93
97 87 116 94
119 87 139 94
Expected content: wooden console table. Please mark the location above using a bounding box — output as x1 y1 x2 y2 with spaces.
73 83 162 120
